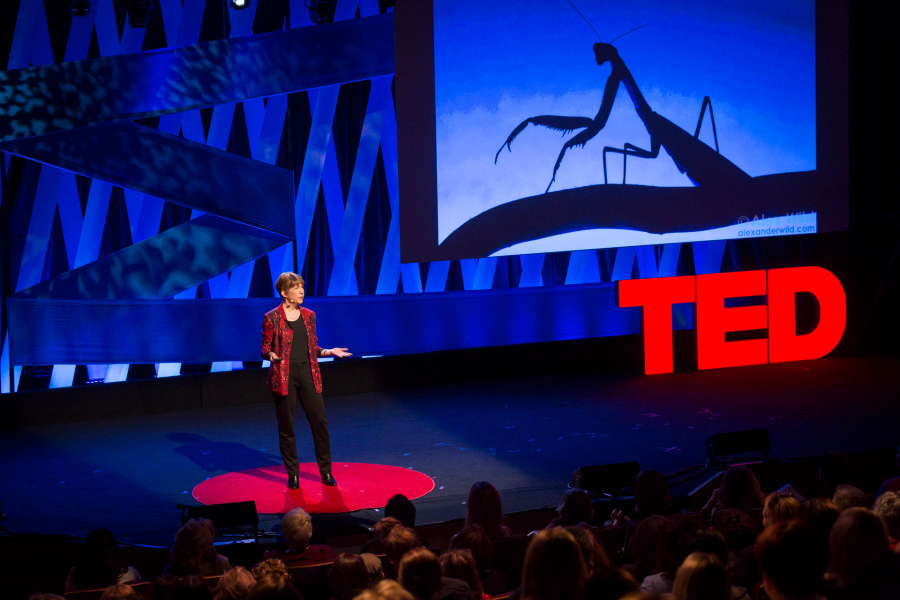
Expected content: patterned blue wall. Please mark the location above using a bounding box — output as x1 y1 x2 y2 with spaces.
0 0 723 393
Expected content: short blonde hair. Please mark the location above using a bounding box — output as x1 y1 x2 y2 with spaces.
215 566 256 600
353 580 414 600
275 272 305 297
282 507 313 551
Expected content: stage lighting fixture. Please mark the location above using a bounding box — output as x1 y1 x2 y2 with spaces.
124 0 154 28
230 0 250 8
70 1 91 17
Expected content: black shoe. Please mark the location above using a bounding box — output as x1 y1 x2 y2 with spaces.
321 473 337 487
288 475 299 490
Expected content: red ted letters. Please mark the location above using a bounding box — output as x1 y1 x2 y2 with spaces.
615 267 846 375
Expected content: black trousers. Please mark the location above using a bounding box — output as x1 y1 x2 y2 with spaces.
273 362 332 478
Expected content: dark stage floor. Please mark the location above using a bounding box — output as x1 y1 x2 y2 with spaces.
2 355 899 547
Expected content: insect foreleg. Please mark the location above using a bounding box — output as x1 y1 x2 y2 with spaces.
546 125 602 193
495 116 595 163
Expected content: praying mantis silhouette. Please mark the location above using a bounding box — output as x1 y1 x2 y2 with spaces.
494 4 751 194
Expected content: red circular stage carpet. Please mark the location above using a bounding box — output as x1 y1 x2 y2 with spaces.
192 463 435 514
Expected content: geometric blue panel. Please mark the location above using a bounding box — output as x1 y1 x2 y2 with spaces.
0 122 295 237
14 214 289 300
7 283 685 366
0 14 395 142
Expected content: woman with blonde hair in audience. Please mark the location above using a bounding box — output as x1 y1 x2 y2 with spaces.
248 573 302 600
521 527 587 600
164 518 232 576
762 493 800 527
671 552 730 600
465 482 512 540
439 549 488 600
214 566 256 600
353 580 415 600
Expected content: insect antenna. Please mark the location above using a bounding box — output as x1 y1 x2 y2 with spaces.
610 24 648 43
565 0 602 42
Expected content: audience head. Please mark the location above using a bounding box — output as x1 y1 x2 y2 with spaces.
385 494 417 529
718 466 764 512
70 528 128 589
360 553 385 583
330 553 370 600
465 481 507 540
627 514 670 577
522 527 588 600
819 451 852 489
763 492 800 527
564 525 603 574
712 509 762 554
828 507 891 586
251 559 288 581
634 469 671 515
385 525 422 568
247 574 301 600
398 547 443 600
670 528 729 581
671 552 730 600
439 549 483 599
873 491 900 540
832 485 870 511
99 584 135 600
171 519 218 575
170 575 214 600
754 521 828 600
581 566 639 600
373 517 402 543
449 524 492 573
553 489 594 526
796 497 840 543
281 507 313 552
214 567 256 600
353 580 415 600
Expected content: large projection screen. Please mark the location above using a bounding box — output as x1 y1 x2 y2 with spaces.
397 1 849 264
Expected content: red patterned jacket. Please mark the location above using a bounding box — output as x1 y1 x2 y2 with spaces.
260 304 323 395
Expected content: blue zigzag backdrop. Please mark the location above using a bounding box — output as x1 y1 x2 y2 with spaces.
1 0 823 394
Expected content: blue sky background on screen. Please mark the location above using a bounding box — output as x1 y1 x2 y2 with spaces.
433 0 815 245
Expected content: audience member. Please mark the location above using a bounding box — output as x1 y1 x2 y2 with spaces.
762 493 800 527
448 524 510 596
168 575 214 600
831 485 870 511
263 507 336 567
164 519 232 577
360 553 385 584
248 574 302 600
873 491 900 551
331 553 372 600
827 507 900 599
521 527 588 600
214 567 256 600
795 498 840 545
465 482 512 540
671 552 730 600
581 565 639 600
876 444 900 497
624 515 669 582
353 580 415 600
251 559 288 581
813 451 852 499
753 521 827 600
385 525 423 580
66 528 142 592
565 525 607 576
610 469 672 530
399 547 470 600
703 467 764 519
547 489 594 528
99 584 136 600
386 494 418 529
439 550 487 600
362 517 403 554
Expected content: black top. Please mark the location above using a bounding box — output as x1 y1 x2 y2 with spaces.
287 317 309 365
